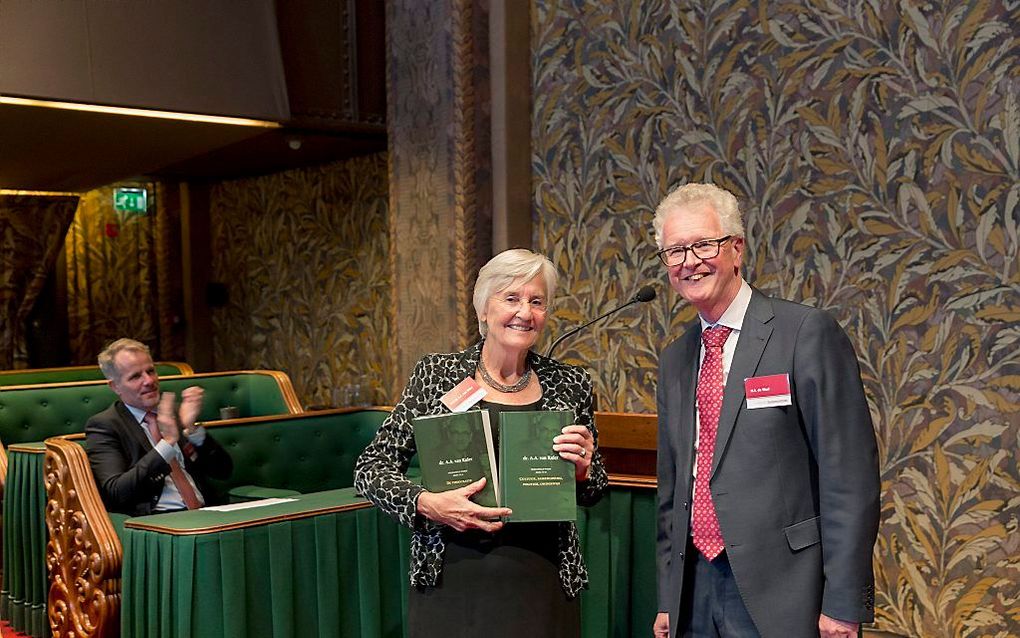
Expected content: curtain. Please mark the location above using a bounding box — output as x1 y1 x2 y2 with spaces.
0 194 78 369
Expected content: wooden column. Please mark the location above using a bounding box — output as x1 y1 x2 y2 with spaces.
386 0 492 387
179 181 213 372
490 0 532 252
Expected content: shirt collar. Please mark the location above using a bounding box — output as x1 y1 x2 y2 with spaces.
699 279 752 332
124 403 149 425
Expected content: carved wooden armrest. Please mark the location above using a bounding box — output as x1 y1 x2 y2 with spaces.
1 442 8 498
45 436 121 638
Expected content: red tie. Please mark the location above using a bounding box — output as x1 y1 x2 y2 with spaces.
144 412 202 510
692 325 732 560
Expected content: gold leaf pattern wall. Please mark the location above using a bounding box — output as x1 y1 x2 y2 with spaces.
532 2 1019 636
209 153 393 409
65 184 164 363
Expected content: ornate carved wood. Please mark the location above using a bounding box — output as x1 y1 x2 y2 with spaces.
452 0 480 351
45 437 121 638
0 443 8 497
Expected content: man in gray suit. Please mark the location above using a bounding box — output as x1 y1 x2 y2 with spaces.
651 184 880 638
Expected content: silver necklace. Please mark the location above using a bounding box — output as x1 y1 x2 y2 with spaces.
477 359 532 393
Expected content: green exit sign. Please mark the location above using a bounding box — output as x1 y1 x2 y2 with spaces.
113 188 148 213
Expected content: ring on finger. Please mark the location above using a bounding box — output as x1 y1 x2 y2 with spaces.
579 448 586 457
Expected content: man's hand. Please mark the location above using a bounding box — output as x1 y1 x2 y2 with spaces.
156 392 180 445
653 612 669 638
416 478 512 533
819 613 858 638
178 386 204 435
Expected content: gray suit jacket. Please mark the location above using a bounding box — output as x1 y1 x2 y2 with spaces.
656 288 880 638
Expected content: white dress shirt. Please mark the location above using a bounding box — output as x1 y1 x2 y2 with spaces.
125 403 207 511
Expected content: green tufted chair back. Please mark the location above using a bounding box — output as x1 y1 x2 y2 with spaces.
165 374 297 421
202 408 392 497
0 371 301 449
0 362 193 387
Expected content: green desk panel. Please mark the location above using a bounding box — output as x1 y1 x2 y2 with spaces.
122 489 410 638
120 486 657 638
578 487 658 637
0 442 48 638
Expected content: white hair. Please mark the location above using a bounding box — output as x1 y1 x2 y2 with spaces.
98 338 151 381
473 249 558 337
652 182 745 247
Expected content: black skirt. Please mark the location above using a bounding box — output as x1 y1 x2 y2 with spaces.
407 523 580 638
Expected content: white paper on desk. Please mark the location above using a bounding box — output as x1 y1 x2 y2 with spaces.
202 498 297 512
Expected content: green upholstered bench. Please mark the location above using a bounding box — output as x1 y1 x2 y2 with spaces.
0 370 302 638
203 408 391 501
44 407 392 638
0 362 193 387
0 370 302 492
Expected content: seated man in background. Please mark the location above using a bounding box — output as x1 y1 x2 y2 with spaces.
86 338 232 515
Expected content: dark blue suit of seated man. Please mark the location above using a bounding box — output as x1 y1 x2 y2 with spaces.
85 338 232 516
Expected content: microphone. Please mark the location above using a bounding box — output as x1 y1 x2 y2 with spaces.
631 285 656 303
545 285 657 358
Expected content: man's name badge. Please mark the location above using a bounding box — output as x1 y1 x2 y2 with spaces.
744 373 792 409
440 377 487 412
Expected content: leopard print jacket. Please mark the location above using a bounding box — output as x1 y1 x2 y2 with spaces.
354 340 608 598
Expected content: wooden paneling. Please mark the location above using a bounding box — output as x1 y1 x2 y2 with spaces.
596 411 656 481
276 0 386 127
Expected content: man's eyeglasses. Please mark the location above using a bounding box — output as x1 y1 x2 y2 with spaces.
655 236 733 267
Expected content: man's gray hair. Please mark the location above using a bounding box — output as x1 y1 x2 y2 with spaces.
98 338 151 381
652 183 745 247
472 249 558 337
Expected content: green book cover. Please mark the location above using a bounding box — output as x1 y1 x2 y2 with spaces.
412 410 498 507
498 410 576 522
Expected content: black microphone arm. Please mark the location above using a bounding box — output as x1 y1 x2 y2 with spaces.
545 285 657 358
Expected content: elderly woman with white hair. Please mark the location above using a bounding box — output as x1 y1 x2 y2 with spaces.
355 248 607 638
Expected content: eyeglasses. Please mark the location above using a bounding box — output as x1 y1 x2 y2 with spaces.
655 235 733 267
493 293 548 313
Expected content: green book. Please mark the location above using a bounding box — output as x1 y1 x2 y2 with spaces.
498 410 576 522
412 410 499 507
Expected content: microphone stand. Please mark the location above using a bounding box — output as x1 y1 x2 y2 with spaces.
545 293 650 358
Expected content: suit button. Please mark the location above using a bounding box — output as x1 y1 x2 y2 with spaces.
682 501 689 510
678 552 684 560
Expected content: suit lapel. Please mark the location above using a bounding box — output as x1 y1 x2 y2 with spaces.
115 402 155 453
671 329 701 479
712 290 774 477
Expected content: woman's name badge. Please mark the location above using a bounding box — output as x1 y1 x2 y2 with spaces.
440 377 487 412
744 373 792 409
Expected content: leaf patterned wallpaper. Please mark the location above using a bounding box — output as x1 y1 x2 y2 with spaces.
208 153 394 409
531 1 1018 636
